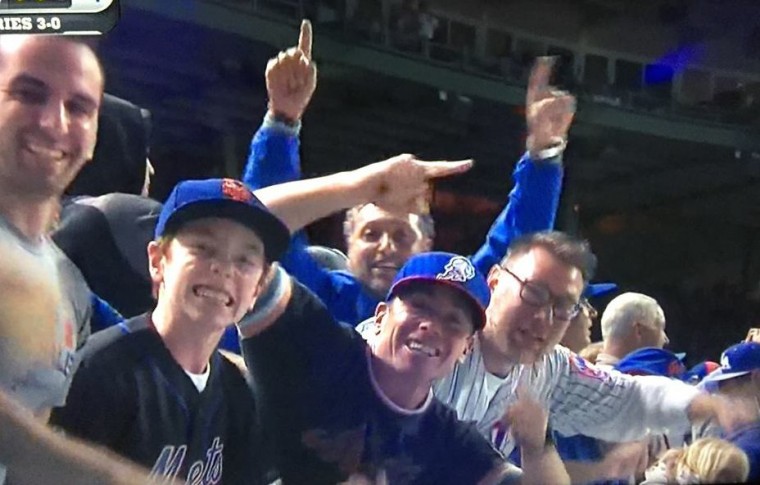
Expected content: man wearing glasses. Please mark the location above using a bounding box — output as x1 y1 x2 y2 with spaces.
433 231 748 478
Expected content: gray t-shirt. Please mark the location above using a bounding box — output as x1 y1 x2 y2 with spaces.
0 214 88 415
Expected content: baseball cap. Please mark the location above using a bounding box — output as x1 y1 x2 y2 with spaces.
682 361 720 385
155 178 290 262
583 282 617 299
702 342 760 386
387 252 490 332
614 347 687 378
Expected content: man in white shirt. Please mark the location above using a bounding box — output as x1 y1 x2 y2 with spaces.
431 231 742 460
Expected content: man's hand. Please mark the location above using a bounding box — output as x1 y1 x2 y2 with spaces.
266 19 317 122
525 56 576 157
502 387 548 455
358 154 473 215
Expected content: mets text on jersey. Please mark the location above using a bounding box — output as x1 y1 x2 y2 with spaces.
150 437 223 485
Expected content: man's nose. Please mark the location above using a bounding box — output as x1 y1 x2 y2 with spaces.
532 304 554 332
39 100 68 135
377 233 395 252
209 255 234 277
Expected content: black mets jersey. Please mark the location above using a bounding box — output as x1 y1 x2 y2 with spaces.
50 314 270 485
240 278 504 484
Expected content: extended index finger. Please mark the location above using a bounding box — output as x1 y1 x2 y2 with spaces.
298 19 313 60
419 159 473 179
526 56 555 106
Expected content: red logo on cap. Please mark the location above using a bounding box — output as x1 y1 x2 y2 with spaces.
221 179 253 203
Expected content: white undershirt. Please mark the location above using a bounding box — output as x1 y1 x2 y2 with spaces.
184 364 211 393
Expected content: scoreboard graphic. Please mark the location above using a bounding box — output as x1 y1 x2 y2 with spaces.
0 0 119 34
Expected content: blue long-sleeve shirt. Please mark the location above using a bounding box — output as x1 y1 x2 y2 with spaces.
242 116 564 325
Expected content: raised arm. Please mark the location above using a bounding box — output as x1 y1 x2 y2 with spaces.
255 154 473 234
0 390 152 485
241 19 316 190
471 57 574 273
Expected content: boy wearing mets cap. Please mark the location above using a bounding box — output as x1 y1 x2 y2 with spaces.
239 251 569 484
51 178 289 484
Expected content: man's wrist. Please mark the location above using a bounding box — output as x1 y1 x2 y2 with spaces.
520 427 555 457
527 135 567 160
263 110 302 135
268 109 299 126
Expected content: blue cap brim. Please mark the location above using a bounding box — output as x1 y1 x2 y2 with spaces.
701 369 751 385
584 283 617 298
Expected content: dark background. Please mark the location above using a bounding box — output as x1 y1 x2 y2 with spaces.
92 0 760 364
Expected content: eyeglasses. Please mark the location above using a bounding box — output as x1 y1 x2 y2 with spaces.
500 266 582 322
581 299 598 320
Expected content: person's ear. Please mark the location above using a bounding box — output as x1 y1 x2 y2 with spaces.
487 265 501 291
147 241 164 283
459 335 475 363
147 241 165 299
632 321 644 340
374 301 389 335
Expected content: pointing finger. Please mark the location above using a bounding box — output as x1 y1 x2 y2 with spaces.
526 56 556 106
299 19 313 60
419 159 473 179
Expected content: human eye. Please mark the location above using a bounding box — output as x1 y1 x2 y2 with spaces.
6 86 46 105
235 255 260 271
405 294 432 313
522 282 550 306
393 229 415 247
362 228 381 242
553 301 581 321
444 315 470 334
188 241 211 256
66 99 96 119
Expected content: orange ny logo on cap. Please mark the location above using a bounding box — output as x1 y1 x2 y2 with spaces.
221 179 253 203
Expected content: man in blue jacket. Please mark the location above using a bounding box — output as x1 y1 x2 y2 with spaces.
242 20 574 325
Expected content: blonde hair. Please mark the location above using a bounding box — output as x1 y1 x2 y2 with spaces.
658 437 749 484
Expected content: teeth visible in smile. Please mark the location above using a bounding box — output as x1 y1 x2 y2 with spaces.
26 142 65 160
374 263 399 270
407 340 439 357
194 286 232 306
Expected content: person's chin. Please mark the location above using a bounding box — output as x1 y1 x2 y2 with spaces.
364 279 392 299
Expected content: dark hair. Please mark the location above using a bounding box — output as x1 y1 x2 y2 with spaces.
501 231 597 282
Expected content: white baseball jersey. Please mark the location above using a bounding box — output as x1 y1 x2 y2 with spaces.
433 339 700 457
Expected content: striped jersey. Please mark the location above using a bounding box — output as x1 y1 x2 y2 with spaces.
433 339 700 457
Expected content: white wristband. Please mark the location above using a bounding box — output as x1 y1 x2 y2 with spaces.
528 136 567 160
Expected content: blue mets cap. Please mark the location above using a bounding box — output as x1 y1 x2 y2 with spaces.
155 178 290 262
583 282 617 299
387 251 490 332
614 347 687 378
682 361 720 385
702 342 760 386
